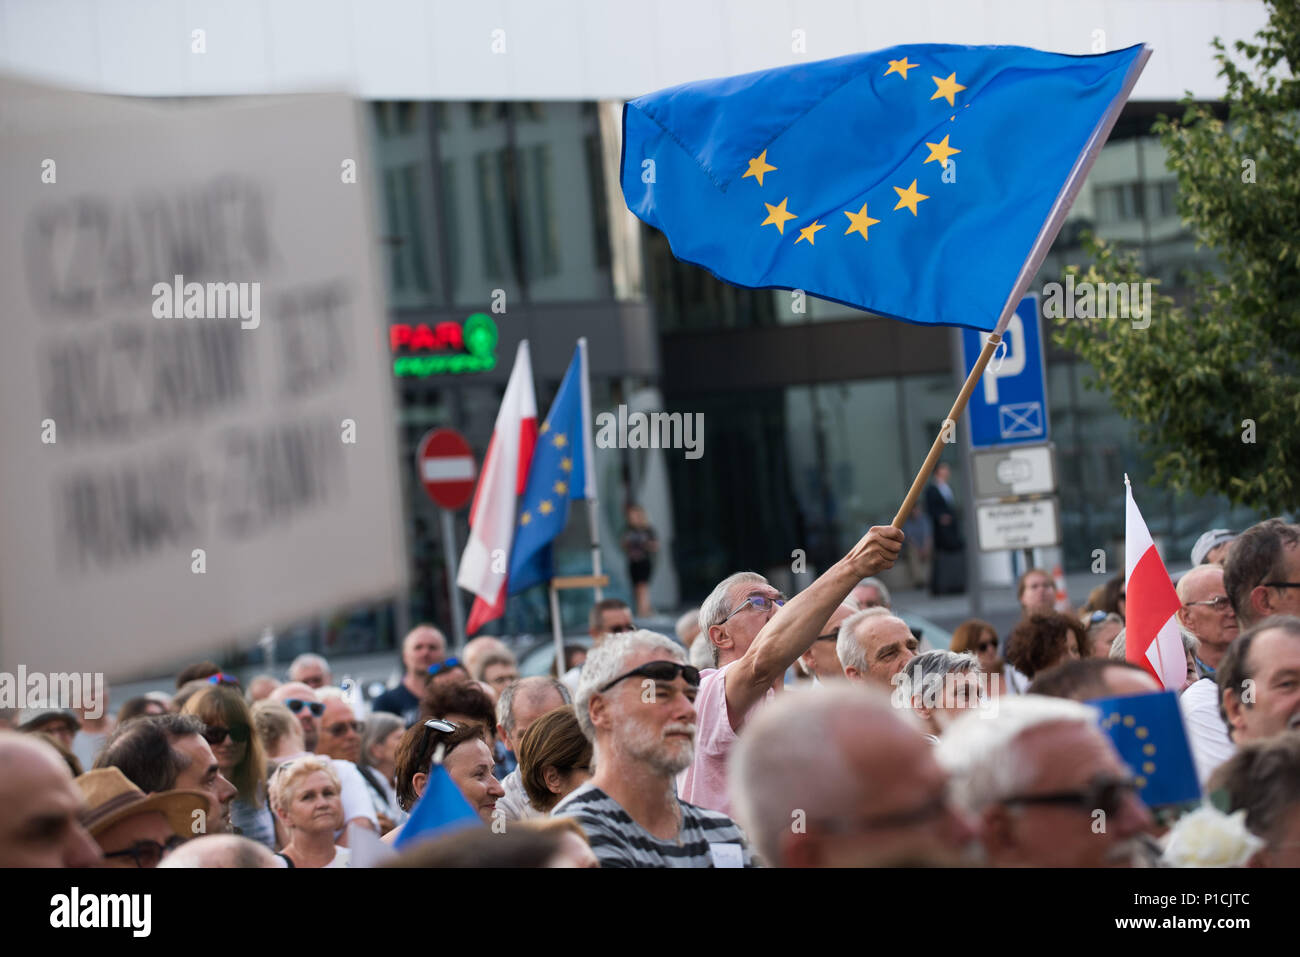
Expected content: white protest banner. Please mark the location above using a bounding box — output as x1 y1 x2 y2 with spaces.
0 77 407 680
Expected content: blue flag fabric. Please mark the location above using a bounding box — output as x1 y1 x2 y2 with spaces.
393 763 482 851
508 345 587 594
622 43 1145 331
1088 690 1201 808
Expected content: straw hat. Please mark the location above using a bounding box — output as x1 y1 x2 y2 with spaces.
76 767 209 839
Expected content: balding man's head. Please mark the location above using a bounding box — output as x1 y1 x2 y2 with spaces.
730 686 974 867
497 676 572 752
269 683 321 752
0 732 102 867
463 636 512 680
159 834 278 868
402 625 447 678
837 609 918 687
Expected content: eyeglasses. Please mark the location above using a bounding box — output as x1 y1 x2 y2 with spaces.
207 672 240 687
1002 776 1140 818
1184 595 1233 611
428 657 463 677
1262 581 1300 590
324 721 363 736
598 660 701 693
720 594 785 626
976 641 998 653
814 631 839 643
605 624 636 634
202 723 251 746
103 835 185 868
284 699 325 718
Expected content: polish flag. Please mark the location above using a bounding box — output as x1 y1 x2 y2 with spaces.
457 341 537 635
1124 477 1185 690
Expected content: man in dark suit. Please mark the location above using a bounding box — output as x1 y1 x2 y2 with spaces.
925 463 966 595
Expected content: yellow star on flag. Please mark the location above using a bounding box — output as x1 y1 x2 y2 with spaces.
761 197 798 235
553 433 567 448
538 500 554 516
923 134 961 168
892 180 929 216
843 203 880 242
554 480 568 495
930 72 966 107
520 511 531 525
742 150 777 187
560 457 572 472
539 421 549 434
795 220 827 245
883 57 916 79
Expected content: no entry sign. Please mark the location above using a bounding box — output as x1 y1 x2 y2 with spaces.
417 429 477 511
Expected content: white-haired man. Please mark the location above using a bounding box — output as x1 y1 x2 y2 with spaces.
936 695 1154 867
288 653 332 690
495 676 572 821
838 606 919 688
730 685 975 866
372 625 447 725
1175 564 1238 785
851 577 891 610
679 526 903 815
554 631 756 867
893 650 983 740
798 602 857 684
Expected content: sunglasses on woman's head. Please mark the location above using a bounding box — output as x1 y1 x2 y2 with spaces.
424 717 459 733
428 657 463 678
202 723 251 746
207 672 241 687
598 660 701 693
284 699 325 718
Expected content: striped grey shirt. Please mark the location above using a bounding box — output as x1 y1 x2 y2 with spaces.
553 783 758 868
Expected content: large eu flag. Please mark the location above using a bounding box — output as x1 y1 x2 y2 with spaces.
1089 690 1200 809
622 44 1146 331
508 345 588 594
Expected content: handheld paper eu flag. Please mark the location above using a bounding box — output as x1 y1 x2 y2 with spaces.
508 344 589 594
622 43 1147 331
393 763 482 850
1089 690 1200 808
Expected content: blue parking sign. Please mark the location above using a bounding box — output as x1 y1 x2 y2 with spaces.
961 295 1049 449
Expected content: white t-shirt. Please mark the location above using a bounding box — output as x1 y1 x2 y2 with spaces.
273 846 350 868
1179 677 1236 787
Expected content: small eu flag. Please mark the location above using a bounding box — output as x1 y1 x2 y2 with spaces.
1088 689 1201 809
622 43 1146 331
393 763 482 851
508 344 588 594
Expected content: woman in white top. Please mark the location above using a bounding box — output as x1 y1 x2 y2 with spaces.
268 756 350 868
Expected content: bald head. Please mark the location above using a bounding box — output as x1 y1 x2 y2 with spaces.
463 636 512 681
159 834 278 868
402 625 447 679
730 686 973 867
497 676 571 752
269 683 320 752
0 732 102 867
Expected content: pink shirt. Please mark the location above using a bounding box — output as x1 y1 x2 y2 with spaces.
677 661 775 816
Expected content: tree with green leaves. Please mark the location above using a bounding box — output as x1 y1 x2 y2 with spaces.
1052 0 1300 514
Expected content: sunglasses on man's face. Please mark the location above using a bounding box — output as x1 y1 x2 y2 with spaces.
284 699 325 718
104 835 185 868
598 660 701 693
428 657 463 678
1002 775 1140 819
324 721 363 737
720 594 786 625
202 723 251 746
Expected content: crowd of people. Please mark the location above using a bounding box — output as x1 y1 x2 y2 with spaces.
3 518 1299 869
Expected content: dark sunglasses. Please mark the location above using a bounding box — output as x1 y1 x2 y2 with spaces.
284 698 325 718
103 835 185 868
605 624 636 634
324 720 363 736
598 660 701 693
202 723 251 746
207 672 241 687
1002 776 1140 818
428 657 463 677
977 641 998 653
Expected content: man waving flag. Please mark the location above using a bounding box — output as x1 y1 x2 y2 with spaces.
457 341 538 635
